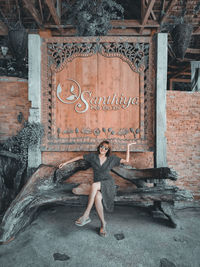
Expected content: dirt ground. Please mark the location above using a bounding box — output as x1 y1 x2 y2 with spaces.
0 204 200 267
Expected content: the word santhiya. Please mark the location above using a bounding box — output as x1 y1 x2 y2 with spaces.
57 79 138 114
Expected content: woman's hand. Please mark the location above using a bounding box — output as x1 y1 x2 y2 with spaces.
127 142 136 148
59 162 66 169
58 156 84 169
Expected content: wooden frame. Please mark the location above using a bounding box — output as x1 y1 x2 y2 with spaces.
41 36 155 152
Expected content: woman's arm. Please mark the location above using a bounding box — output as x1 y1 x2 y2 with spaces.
59 155 84 168
120 142 136 164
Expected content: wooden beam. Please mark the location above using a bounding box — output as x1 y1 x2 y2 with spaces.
168 71 190 75
186 48 200 54
111 19 159 28
50 27 152 36
139 0 156 34
160 0 177 24
168 65 190 79
160 0 166 19
45 0 61 27
141 0 145 19
22 0 43 27
56 0 61 19
145 0 156 20
169 78 191 90
38 0 44 22
44 20 160 29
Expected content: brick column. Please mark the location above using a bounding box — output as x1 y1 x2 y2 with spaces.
27 34 42 172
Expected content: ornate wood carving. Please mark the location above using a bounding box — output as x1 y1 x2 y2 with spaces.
47 41 148 73
41 36 154 152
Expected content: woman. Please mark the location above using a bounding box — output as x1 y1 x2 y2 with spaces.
59 140 135 237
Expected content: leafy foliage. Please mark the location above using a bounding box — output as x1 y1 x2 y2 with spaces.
66 0 124 36
2 121 44 163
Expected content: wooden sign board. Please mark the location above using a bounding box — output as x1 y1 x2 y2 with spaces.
41 37 154 151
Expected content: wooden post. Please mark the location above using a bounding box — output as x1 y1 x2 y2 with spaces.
155 33 168 168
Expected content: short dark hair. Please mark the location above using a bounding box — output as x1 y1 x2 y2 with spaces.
97 140 111 157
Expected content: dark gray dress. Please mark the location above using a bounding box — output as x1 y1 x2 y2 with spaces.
83 153 121 212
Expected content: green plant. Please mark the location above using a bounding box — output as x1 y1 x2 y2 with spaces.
66 0 124 36
3 121 44 163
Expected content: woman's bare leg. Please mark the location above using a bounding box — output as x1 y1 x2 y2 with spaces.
94 191 106 228
72 184 91 195
82 182 101 219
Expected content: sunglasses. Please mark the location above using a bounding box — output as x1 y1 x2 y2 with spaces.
100 145 109 151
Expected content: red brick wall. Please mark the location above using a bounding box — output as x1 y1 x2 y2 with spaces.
42 151 154 189
0 80 199 199
0 77 30 142
166 91 200 199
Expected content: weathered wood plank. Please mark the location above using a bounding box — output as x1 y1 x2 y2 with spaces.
112 166 178 182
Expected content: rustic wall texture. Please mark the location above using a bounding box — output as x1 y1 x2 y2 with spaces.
0 77 30 141
0 78 199 199
166 91 200 200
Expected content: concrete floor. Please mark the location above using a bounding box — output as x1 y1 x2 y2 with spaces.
0 205 200 267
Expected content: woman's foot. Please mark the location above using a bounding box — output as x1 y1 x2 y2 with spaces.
99 222 107 237
75 216 91 226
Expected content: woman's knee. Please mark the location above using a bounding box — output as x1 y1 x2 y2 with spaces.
91 182 100 191
72 187 79 195
72 184 91 195
95 191 102 202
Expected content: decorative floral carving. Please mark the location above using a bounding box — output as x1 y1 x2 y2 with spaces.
47 42 148 73
63 129 74 134
81 127 92 134
93 128 101 136
117 128 129 137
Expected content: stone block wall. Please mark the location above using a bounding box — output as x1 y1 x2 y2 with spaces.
166 91 200 199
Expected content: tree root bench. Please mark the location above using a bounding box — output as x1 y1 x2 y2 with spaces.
0 160 193 244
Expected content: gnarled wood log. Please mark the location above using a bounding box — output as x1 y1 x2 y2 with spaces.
0 162 193 243
112 166 178 182
0 151 26 215
0 160 90 244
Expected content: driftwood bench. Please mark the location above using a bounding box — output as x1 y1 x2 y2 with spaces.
0 161 193 244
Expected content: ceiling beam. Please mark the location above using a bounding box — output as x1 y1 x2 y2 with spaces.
56 0 61 19
168 65 190 79
145 0 156 20
111 19 159 28
139 0 156 34
22 0 43 28
45 20 160 29
186 48 200 54
49 27 152 36
38 0 44 21
160 0 166 19
45 0 61 27
160 0 177 24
